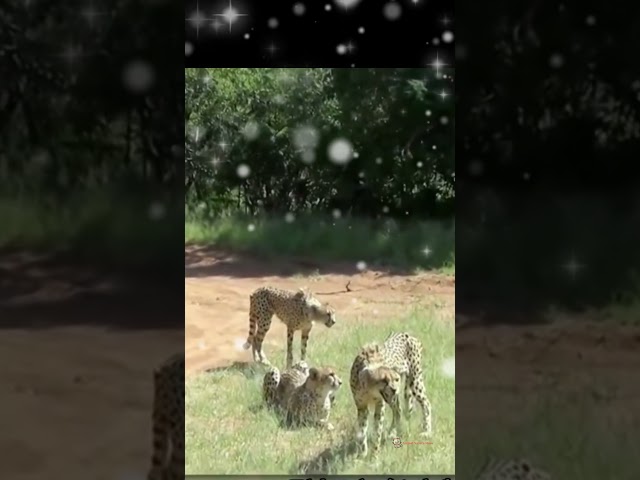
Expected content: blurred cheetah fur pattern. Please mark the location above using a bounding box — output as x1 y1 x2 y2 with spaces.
147 353 184 480
474 457 551 480
263 360 310 411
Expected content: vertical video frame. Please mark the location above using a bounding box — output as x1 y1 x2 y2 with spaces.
184 66 455 478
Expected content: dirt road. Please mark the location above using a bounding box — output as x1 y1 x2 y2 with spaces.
184 245 455 374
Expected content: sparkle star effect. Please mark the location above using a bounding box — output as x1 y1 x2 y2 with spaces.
439 90 449 100
213 0 248 34
562 254 585 280
81 0 108 28
212 18 224 33
429 52 447 77
186 1 208 38
265 42 279 57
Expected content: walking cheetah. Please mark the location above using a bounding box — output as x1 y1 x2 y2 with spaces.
242 286 337 368
474 457 551 480
350 332 432 456
284 366 342 430
147 353 184 480
263 360 310 411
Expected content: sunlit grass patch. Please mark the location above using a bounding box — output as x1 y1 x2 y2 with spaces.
185 213 455 273
185 307 455 475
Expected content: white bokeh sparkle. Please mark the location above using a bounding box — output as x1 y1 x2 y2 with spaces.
122 61 155 94
383 2 402 20
441 356 455 379
236 164 251 178
327 138 354 165
334 0 362 9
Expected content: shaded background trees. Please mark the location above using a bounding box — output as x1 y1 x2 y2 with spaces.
185 68 455 220
457 1 640 317
1 0 182 271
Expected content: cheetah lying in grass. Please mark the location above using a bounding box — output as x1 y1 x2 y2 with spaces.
263 364 342 430
147 353 184 480
474 457 551 480
243 286 337 368
349 332 432 456
263 360 310 411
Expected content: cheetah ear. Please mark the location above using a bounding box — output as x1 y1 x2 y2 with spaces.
309 367 319 380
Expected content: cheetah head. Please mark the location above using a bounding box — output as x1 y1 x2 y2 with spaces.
302 296 337 328
361 366 401 404
307 367 342 395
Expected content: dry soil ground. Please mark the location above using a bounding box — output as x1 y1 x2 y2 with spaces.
184 245 456 374
3 246 638 480
457 320 640 433
0 251 181 480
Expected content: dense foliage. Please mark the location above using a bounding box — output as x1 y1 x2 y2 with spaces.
185 68 455 219
457 1 640 314
1 0 182 195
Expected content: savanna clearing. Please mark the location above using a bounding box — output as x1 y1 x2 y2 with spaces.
184 241 455 475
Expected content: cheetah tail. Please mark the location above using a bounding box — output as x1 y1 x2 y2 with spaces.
242 337 252 350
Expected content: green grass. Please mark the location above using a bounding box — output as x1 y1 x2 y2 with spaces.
184 213 455 273
458 396 638 479
0 191 180 270
185 307 455 475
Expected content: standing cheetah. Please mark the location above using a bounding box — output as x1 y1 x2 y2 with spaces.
263 360 310 411
147 353 184 480
474 457 551 480
285 366 343 430
349 332 432 456
242 286 337 368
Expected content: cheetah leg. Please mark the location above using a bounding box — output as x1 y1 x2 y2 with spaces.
169 435 184 480
372 399 385 457
387 393 403 439
263 369 280 407
286 327 295 369
355 405 370 457
300 326 312 364
254 316 273 365
410 375 432 436
317 409 334 431
404 375 414 420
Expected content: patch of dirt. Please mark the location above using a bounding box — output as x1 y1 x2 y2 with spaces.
184 246 455 374
0 251 181 480
457 320 640 431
